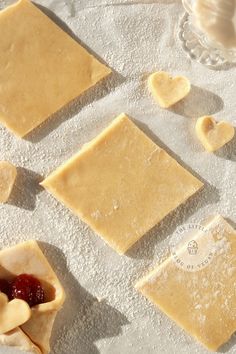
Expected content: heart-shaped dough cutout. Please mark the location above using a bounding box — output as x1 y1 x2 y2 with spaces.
0 161 17 203
195 116 235 152
148 71 191 108
0 293 31 334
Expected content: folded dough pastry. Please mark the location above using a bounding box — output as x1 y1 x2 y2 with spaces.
0 240 65 354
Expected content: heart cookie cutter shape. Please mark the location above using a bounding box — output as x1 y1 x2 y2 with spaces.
148 71 191 108
0 293 31 334
195 116 235 152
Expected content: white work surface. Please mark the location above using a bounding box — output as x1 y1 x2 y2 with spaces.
0 0 235 353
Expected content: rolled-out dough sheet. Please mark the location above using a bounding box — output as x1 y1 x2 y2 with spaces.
136 215 236 351
41 113 203 254
0 0 111 137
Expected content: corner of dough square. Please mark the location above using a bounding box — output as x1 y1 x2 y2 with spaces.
41 114 203 254
136 215 236 351
0 0 111 138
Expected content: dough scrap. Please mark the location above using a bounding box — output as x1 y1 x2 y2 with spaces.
41 113 203 254
148 71 191 108
0 161 17 203
195 116 235 152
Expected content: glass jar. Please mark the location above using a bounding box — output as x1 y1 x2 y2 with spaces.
180 0 236 66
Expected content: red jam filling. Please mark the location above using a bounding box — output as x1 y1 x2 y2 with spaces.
0 274 45 307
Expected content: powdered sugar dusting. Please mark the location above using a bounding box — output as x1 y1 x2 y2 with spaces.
0 0 235 354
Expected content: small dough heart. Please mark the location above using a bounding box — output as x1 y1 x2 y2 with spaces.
0 293 31 334
195 116 235 152
0 161 17 203
148 71 191 108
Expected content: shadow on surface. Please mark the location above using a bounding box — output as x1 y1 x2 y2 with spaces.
214 131 236 162
7 167 43 211
169 85 224 119
225 218 236 230
25 4 125 143
39 242 129 354
126 120 220 260
219 333 236 353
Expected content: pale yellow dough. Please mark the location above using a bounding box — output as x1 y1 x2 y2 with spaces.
195 116 235 152
0 0 111 137
0 161 17 203
148 71 191 108
41 113 203 254
0 294 31 334
136 215 236 351
0 328 41 354
0 240 65 354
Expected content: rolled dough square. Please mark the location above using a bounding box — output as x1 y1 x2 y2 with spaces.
136 215 236 351
0 0 111 137
42 114 203 254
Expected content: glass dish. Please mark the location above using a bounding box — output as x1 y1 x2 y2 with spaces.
179 0 236 66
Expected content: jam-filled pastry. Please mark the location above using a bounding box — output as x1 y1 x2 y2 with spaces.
0 240 65 354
